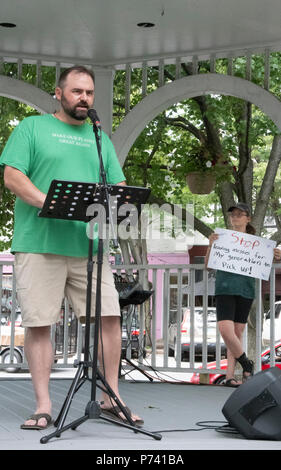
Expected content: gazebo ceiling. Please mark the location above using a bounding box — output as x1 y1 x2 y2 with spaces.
1 0 281 66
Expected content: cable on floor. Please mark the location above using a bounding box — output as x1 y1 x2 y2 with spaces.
152 420 239 435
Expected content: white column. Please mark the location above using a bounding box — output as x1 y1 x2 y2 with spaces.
93 67 115 137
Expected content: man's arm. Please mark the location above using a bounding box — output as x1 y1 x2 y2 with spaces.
4 165 46 209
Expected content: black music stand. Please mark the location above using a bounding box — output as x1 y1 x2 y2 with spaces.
38 179 161 443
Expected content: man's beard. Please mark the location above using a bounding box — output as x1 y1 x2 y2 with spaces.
61 93 89 121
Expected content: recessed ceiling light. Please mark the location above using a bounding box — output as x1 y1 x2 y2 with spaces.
137 22 155 28
0 23 17 28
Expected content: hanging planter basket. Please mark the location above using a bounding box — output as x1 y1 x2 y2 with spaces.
186 171 216 195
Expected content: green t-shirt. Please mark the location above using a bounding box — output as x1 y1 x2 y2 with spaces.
0 114 125 257
215 270 255 299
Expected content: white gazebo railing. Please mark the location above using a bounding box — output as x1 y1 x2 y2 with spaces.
0 260 280 381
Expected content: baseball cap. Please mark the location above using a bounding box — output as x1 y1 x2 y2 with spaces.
227 202 251 216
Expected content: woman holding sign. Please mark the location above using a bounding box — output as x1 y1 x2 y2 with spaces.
205 202 281 387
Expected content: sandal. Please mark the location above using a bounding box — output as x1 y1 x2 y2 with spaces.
224 378 240 388
20 413 53 430
101 405 144 427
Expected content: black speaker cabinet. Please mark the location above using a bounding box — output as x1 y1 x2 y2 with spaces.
222 367 281 440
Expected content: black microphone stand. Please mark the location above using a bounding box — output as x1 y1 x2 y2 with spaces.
40 110 161 444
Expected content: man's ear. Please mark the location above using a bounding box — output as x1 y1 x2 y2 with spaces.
55 86 62 102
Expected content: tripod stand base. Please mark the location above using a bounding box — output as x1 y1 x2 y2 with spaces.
40 407 162 445
120 358 154 382
40 404 162 444
40 361 162 444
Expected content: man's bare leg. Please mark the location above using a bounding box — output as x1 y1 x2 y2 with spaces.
98 316 142 422
23 326 53 427
22 319 141 427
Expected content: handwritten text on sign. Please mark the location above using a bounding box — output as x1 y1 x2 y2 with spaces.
207 228 276 280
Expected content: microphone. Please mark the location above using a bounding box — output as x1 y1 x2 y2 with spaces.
87 109 101 129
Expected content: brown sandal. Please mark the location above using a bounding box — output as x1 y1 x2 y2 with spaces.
20 413 53 430
101 405 144 427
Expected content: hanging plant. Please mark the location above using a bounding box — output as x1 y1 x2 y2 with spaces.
186 171 216 194
182 147 233 194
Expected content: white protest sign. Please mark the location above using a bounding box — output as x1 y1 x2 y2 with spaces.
207 228 276 280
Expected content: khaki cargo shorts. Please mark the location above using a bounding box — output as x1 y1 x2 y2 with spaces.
14 253 120 327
